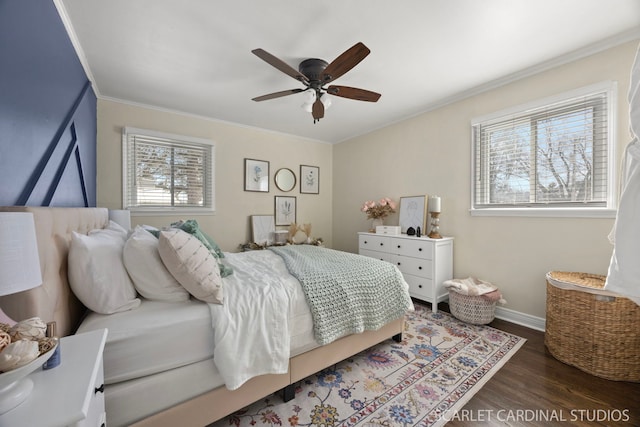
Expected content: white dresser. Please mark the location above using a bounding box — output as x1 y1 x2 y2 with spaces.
358 232 453 312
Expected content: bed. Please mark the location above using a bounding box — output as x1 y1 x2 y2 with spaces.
0 206 412 427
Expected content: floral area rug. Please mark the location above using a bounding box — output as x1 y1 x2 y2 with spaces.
214 303 525 427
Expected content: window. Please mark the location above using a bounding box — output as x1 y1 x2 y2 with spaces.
122 127 215 214
471 82 616 217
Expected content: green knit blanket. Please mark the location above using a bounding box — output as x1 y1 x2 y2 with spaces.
269 245 412 345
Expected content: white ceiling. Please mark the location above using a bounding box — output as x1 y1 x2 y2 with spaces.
56 0 640 144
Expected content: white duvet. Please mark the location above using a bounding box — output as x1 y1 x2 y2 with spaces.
210 250 305 390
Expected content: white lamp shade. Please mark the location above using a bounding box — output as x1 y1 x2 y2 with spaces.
109 209 131 230
429 196 441 213
320 94 332 109
0 213 42 296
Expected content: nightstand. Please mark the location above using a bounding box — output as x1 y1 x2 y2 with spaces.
0 328 108 427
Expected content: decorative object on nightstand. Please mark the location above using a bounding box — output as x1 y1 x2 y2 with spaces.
427 195 442 239
0 212 45 414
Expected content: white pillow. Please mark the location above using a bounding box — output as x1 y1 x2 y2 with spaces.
92 220 129 239
158 229 223 304
123 226 190 302
68 227 141 314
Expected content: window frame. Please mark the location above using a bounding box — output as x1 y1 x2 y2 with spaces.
470 81 617 218
122 127 215 216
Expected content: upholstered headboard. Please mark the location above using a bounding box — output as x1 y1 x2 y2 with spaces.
0 207 108 336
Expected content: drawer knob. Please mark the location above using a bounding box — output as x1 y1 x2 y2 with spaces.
397 245 401 249
397 262 401 266
418 285 423 288
364 240 368 244
418 266 422 270
380 243 384 246
95 384 105 394
419 248 422 251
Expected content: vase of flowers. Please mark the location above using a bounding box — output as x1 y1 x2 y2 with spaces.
361 198 397 231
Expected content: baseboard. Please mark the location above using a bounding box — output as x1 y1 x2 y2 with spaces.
494 306 546 332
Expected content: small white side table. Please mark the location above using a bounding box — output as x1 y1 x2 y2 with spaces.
0 328 108 427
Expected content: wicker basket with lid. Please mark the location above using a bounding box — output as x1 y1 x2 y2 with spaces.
545 271 640 382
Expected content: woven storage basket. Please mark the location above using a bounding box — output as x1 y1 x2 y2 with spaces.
545 271 640 382
448 290 496 325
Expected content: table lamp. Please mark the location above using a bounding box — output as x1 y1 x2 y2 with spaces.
0 212 43 414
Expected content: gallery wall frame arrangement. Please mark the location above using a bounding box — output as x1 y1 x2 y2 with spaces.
244 158 269 192
275 196 296 226
399 195 428 234
300 165 319 194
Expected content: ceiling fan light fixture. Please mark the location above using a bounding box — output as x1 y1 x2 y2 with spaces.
301 101 314 113
251 42 380 122
320 93 332 109
301 88 318 112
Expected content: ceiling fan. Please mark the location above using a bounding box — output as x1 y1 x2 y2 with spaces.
251 42 381 123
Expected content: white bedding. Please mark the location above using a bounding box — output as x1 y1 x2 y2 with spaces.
211 250 315 390
77 250 317 389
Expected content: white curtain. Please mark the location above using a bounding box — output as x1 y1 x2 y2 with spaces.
605 42 640 305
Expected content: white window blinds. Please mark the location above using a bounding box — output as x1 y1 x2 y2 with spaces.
472 82 615 214
123 128 215 213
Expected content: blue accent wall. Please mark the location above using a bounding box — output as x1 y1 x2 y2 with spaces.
0 0 97 207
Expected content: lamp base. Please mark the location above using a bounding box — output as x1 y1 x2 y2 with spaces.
427 231 442 239
0 376 33 414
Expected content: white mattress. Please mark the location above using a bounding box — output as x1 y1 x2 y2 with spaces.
105 358 222 427
77 299 215 384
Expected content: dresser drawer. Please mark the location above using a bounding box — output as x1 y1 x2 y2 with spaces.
391 238 433 259
359 234 392 252
394 256 432 279
359 248 393 263
404 274 433 299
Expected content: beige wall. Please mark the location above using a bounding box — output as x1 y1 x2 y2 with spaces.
97 100 333 251
333 40 639 319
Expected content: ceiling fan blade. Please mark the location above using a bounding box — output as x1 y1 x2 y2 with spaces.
312 98 324 120
327 85 381 102
321 42 370 83
252 49 309 84
252 88 304 102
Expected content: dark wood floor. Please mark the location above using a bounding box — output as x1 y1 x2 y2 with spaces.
436 303 640 427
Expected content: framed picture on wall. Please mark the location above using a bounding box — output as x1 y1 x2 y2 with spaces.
244 158 269 192
274 196 296 226
399 195 428 234
300 165 319 194
251 215 275 245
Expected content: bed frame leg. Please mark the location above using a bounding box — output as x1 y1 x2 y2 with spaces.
280 384 295 402
392 332 402 343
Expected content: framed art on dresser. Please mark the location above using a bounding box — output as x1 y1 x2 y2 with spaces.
399 195 428 234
